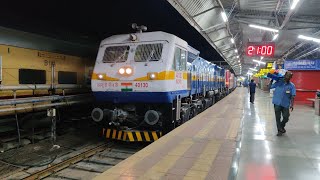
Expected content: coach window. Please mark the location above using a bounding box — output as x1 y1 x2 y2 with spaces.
19 69 46 84
174 47 187 71
58 71 77 84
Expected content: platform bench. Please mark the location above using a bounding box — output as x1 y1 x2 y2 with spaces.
307 98 316 107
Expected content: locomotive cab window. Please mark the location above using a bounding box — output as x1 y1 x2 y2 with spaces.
19 69 46 84
102 46 129 63
174 47 187 71
134 43 163 62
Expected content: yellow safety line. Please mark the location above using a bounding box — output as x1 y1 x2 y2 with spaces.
226 118 241 140
185 140 221 179
194 118 218 139
138 138 194 179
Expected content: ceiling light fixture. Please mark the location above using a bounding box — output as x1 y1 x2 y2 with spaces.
249 24 279 32
235 49 238 53
231 38 235 44
221 12 228 22
253 59 266 65
291 0 300 10
298 35 320 43
249 68 258 71
272 34 279 41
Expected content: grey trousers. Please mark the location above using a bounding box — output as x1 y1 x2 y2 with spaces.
274 104 290 131
250 93 255 103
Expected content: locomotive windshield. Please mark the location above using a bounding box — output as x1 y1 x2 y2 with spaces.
134 43 163 62
102 46 130 63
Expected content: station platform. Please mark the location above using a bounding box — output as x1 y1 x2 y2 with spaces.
94 88 320 180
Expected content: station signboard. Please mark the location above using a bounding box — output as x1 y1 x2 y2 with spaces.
284 59 320 70
266 62 273 69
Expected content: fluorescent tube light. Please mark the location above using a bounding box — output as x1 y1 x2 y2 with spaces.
249 24 279 32
249 68 258 71
298 35 320 43
253 59 266 65
272 34 279 41
291 0 300 10
221 12 228 22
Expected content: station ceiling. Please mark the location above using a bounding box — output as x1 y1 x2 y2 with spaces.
169 0 320 75
0 0 228 68
1 1 318 76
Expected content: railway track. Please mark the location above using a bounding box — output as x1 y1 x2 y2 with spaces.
4 141 145 180
42 142 144 180
22 143 112 180
1 131 146 180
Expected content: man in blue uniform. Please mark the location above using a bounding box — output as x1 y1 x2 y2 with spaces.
248 79 256 104
270 71 296 136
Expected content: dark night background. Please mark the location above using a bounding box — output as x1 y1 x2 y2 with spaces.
0 0 223 62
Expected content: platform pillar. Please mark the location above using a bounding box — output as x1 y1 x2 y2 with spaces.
315 98 320 116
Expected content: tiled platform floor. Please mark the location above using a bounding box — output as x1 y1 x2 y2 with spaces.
236 88 320 180
94 88 320 180
94 88 245 180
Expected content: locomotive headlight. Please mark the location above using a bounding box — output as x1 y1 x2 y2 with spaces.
148 72 158 80
125 68 132 75
149 73 156 79
98 74 104 79
119 68 125 75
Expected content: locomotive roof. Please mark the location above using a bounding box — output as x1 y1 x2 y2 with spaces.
99 31 188 48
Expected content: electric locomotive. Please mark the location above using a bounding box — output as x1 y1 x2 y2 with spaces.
91 28 229 142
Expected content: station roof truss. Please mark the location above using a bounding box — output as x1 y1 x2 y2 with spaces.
168 0 320 75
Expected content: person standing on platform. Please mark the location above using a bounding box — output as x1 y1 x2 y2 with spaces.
270 71 296 136
248 79 256 104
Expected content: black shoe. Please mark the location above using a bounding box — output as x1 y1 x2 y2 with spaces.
276 131 283 136
279 128 286 133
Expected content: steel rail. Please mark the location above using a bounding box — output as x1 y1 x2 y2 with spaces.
23 143 112 180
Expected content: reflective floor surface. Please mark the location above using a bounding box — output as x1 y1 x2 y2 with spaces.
236 87 320 180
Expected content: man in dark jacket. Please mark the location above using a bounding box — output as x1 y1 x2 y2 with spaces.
248 79 256 104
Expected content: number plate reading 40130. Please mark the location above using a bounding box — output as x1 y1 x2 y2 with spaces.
246 42 275 57
135 82 149 88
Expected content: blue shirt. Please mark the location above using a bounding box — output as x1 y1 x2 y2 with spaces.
271 80 296 108
249 82 256 93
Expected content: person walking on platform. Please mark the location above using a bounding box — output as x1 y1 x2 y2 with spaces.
270 71 296 136
248 79 256 104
